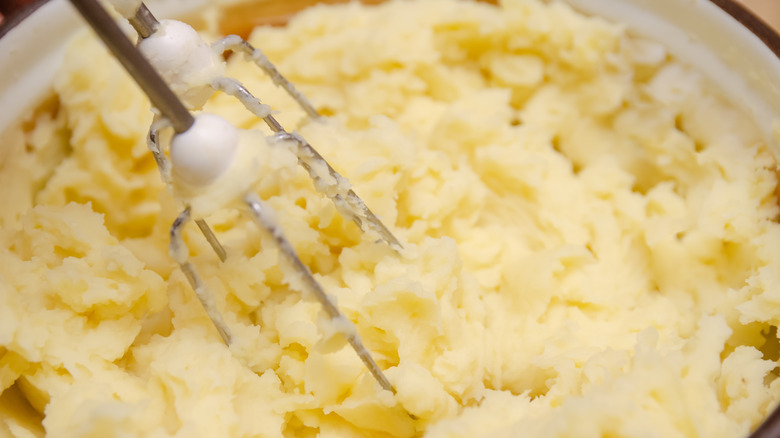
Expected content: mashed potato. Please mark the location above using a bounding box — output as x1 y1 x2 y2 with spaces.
2 0 780 436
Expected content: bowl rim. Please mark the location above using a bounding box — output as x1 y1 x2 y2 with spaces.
1 0 780 437
0 0 47 39
711 0 780 59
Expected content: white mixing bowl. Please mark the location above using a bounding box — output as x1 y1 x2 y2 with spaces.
1 0 780 435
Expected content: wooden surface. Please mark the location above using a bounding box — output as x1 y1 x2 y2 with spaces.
0 0 34 18
737 0 780 30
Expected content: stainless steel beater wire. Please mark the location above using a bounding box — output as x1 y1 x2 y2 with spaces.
128 3 158 39
245 194 395 393
256 108 404 250
206 76 403 250
68 0 193 134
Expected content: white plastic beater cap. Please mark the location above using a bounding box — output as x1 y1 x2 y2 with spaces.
171 113 239 188
139 19 224 108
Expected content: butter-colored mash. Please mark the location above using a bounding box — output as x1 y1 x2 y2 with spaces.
3 0 780 436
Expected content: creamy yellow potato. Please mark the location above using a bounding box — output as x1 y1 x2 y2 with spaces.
2 0 780 436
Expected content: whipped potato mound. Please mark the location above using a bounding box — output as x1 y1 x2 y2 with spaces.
3 0 780 436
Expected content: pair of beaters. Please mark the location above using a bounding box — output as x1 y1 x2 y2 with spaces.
68 0 400 393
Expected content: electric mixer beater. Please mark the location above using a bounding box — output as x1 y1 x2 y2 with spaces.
67 0 400 393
